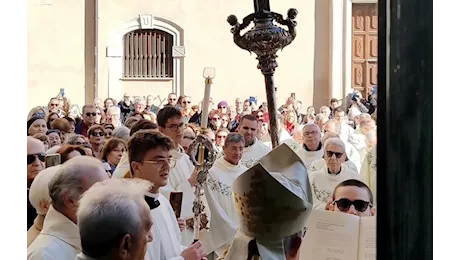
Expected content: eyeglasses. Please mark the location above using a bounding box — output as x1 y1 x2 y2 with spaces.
166 123 186 132
27 153 46 164
86 112 97 117
182 101 191 104
334 199 372 212
91 131 104 137
326 151 344 158
143 158 177 168
217 135 227 139
50 103 59 107
303 131 319 136
169 98 176 101
218 106 227 109
211 117 220 121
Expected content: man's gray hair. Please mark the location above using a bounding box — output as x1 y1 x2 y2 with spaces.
358 113 372 121
134 97 146 104
324 137 346 153
77 179 152 257
112 126 130 141
29 165 61 215
302 123 320 132
82 104 95 113
107 106 121 115
224 132 244 146
48 156 105 211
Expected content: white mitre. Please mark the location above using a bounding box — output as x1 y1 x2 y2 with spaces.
224 143 313 260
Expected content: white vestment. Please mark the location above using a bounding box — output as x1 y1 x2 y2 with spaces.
344 140 362 171
27 206 81 260
263 129 302 151
111 151 130 179
160 150 195 246
360 145 377 207
241 139 271 168
338 121 355 143
307 158 358 174
159 149 200 246
348 131 368 162
309 165 361 210
145 192 187 260
295 144 324 168
202 157 248 256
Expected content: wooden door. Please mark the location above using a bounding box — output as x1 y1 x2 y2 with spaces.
352 3 378 97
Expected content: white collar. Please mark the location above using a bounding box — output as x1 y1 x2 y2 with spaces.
41 206 81 250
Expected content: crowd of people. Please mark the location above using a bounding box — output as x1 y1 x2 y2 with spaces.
26 87 378 260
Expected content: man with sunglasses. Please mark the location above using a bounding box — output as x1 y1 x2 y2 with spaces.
329 179 375 216
27 137 46 229
75 104 98 137
309 137 361 210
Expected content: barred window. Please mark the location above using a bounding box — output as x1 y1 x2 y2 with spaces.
123 29 174 78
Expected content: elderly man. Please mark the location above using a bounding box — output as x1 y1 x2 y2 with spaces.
27 136 46 229
202 133 248 257
75 179 153 260
295 123 324 167
28 165 61 247
323 119 361 170
107 106 122 128
348 118 376 161
221 144 313 260
27 156 109 259
309 137 360 210
118 93 134 123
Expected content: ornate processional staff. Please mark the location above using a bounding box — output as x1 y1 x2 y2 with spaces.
186 67 218 243
227 0 298 148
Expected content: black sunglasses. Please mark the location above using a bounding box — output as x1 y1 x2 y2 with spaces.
326 151 344 158
91 131 104 137
27 153 46 164
334 199 372 212
86 112 97 117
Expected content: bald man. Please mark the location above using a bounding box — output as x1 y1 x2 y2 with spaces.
27 136 46 229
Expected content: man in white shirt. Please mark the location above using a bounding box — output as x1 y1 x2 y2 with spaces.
27 156 109 259
157 106 203 246
222 143 313 260
202 133 248 257
127 129 206 260
237 114 271 168
348 118 376 162
333 107 354 142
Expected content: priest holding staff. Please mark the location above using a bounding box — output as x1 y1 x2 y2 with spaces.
202 133 248 257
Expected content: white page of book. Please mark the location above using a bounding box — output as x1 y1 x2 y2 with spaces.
357 216 376 260
300 210 360 260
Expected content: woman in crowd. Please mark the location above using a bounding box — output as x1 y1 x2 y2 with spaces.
27 106 47 120
94 106 105 125
27 116 47 136
57 144 87 163
87 125 105 158
100 138 126 174
46 129 62 148
283 109 299 136
103 123 115 139
64 116 76 133
103 97 116 112
46 112 59 129
220 114 230 129
215 128 229 153
50 118 72 143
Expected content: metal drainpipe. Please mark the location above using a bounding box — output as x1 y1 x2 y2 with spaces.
93 0 99 100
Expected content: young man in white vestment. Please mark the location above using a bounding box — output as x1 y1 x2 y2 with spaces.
27 156 110 260
220 143 314 260
127 130 206 260
157 106 210 246
309 137 361 210
347 118 376 162
237 114 271 168
295 123 324 168
201 133 248 257
75 179 154 260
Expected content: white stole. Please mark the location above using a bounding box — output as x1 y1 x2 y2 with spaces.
202 157 248 255
360 145 377 207
295 144 324 168
159 148 211 246
145 192 187 260
240 139 271 168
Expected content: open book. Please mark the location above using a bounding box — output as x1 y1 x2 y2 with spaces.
300 210 376 260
